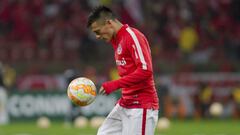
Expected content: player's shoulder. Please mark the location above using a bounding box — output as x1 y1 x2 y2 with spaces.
123 27 146 45
125 26 145 39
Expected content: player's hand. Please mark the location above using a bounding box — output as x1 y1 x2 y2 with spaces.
99 86 106 95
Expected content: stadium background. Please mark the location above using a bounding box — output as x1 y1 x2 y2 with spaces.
0 0 240 135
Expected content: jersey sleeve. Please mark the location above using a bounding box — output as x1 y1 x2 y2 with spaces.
103 28 153 94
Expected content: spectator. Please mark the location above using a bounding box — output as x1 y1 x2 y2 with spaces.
231 85 240 119
193 82 214 118
179 22 199 59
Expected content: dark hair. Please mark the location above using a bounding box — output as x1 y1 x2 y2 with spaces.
87 6 116 28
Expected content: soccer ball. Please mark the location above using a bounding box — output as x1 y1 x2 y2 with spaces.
37 116 51 128
90 116 105 128
74 116 89 128
209 102 223 117
67 77 97 106
157 117 170 130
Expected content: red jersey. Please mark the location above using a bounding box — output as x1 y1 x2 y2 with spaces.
102 24 159 110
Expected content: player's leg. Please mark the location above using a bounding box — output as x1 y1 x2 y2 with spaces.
122 108 158 135
97 104 122 135
145 109 159 135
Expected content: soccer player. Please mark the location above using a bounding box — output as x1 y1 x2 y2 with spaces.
87 6 159 135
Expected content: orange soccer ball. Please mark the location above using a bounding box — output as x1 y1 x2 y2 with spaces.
67 77 97 106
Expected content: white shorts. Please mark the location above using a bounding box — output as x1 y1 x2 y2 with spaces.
97 104 158 135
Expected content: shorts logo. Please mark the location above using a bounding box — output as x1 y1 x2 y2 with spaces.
117 44 122 54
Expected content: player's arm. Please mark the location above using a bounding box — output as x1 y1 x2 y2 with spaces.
102 32 153 94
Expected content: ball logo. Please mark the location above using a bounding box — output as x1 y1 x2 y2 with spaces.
71 84 96 96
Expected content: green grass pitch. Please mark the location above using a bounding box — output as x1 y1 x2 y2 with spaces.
0 119 239 135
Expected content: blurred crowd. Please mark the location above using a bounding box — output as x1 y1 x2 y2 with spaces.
0 0 239 75
146 0 240 73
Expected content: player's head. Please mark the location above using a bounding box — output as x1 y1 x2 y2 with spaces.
87 6 119 42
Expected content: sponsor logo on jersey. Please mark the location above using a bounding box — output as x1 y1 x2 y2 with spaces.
116 58 126 66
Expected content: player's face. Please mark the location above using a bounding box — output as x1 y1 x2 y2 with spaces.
90 20 114 42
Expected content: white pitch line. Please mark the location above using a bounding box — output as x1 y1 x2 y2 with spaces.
14 133 32 135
